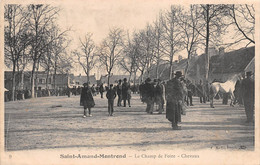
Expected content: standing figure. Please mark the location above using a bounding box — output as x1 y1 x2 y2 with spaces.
241 71 254 123
197 80 206 103
122 78 131 107
91 84 96 96
142 78 155 114
66 86 71 97
99 83 104 98
80 82 95 117
106 84 117 116
166 71 183 130
154 79 164 114
187 80 195 106
234 76 243 105
116 79 123 106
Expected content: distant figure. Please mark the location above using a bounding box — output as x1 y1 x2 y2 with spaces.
166 71 183 130
91 84 96 96
122 78 131 107
187 80 195 106
116 79 123 106
99 83 104 98
241 71 254 123
154 79 164 114
106 84 117 116
80 82 95 117
197 80 206 103
66 86 71 97
142 78 155 114
233 76 243 105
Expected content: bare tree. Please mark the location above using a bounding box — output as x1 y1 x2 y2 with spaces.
137 25 156 81
73 33 97 83
161 6 183 79
119 31 140 86
97 28 124 85
195 4 230 81
228 4 255 46
153 13 165 79
4 5 30 101
177 5 203 76
26 5 69 97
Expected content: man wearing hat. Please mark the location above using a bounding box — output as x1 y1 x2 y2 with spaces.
122 78 131 107
241 71 254 123
142 78 155 114
154 79 164 114
80 82 95 117
165 71 184 130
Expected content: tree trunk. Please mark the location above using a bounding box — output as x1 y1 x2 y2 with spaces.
31 62 36 98
20 70 25 100
11 62 16 101
205 5 210 82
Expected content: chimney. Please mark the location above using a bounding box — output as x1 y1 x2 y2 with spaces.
219 47 225 56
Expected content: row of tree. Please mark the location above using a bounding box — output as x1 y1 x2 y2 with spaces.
74 4 254 88
5 4 255 101
5 4 72 101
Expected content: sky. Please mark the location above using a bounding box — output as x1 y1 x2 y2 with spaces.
3 0 256 78
57 0 181 77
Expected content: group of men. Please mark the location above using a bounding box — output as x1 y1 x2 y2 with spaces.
139 71 186 129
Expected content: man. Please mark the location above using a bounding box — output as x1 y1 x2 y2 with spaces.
116 79 123 106
142 78 155 114
186 80 195 106
154 79 164 114
166 71 183 130
122 78 131 107
241 71 254 123
80 82 95 117
197 80 206 103
106 84 117 116
99 83 104 98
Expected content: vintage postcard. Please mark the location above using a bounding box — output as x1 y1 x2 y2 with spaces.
0 0 259 164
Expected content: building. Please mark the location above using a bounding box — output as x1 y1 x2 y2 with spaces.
71 74 97 88
4 71 81 91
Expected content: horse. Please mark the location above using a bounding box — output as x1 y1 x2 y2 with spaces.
209 74 241 108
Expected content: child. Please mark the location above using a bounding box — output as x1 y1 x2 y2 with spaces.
106 84 117 116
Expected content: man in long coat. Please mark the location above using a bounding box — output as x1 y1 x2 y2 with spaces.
122 78 131 107
80 83 95 117
241 71 254 123
166 71 183 130
142 78 155 114
154 79 164 114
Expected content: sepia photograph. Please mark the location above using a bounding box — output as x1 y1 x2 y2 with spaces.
0 0 259 164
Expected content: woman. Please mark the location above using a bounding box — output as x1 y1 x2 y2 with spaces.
80 82 95 117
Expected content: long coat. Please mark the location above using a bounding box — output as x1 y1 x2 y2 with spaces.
122 82 130 100
80 87 95 108
166 78 183 123
141 82 155 103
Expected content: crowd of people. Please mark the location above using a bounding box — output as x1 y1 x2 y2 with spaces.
79 71 254 129
5 71 254 129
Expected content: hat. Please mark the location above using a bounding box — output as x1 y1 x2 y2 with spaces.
246 71 253 76
110 84 113 87
83 82 88 86
123 78 127 81
118 79 122 82
145 78 151 82
175 71 182 77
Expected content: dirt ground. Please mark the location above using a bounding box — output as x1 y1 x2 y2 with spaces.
4 93 254 151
